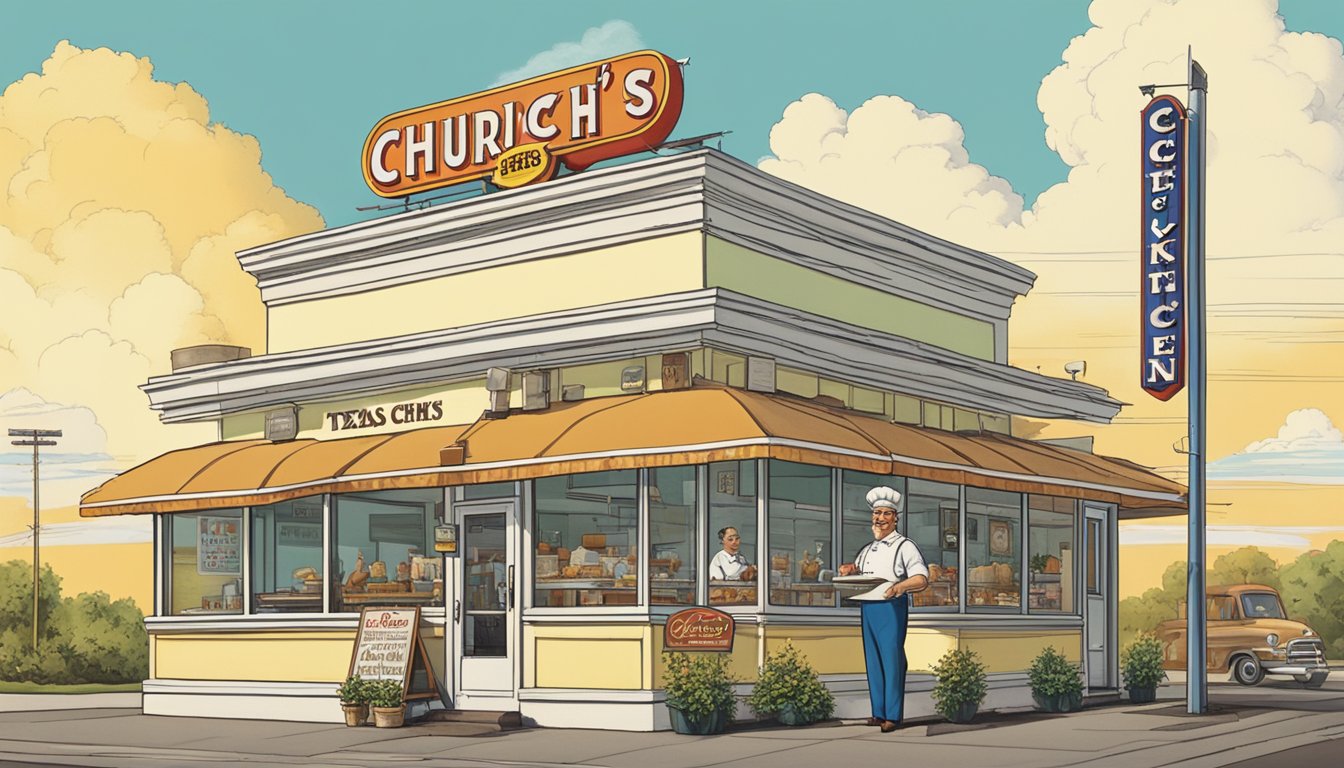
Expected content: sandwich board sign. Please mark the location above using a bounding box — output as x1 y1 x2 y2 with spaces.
348 607 437 701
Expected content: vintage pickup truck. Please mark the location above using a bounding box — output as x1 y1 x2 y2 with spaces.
1155 584 1329 687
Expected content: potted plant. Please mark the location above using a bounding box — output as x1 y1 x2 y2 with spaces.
931 647 987 723
365 679 406 728
662 651 736 735
1028 646 1083 713
336 675 369 726
747 641 835 726
1121 633 1166 703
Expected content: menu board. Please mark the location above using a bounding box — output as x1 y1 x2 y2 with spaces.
196 516 241 575
348 607 437 701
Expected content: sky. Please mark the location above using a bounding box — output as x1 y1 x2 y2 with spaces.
1 0 1342 601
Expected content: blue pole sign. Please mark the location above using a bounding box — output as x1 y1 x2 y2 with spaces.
1140 95 1187 401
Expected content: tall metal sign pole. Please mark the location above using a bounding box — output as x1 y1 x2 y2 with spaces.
1185 54 1209 716
8 428 62 649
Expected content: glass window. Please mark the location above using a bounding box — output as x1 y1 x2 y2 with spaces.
462 481 515 501
904 480 958 608
1208 595 1236 621
841 471 903 572
533 471 638 608
1027 496 1076 614
967 488 1022 611
1241 593 1285 619
251 497 325 613
649 467 697 605
167 510 243 616
708 460 758 607
332 488 445 612
767 461 835 607
1086 519 1100 594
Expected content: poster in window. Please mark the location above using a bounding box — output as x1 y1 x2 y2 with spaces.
197 516 241 575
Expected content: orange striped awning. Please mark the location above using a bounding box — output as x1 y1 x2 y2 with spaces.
80 385 1185 517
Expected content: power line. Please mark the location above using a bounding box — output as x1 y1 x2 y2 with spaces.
9 428 61 651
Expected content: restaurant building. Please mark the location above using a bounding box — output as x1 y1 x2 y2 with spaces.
81 145 1184 730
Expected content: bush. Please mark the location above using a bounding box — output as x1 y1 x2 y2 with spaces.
0 561 147 684
747 641 834 723
1028 646 1082 698
364 679 404 708
931 648 987 720
663 651 736 720
336 675 367 704
1121 634 1166 690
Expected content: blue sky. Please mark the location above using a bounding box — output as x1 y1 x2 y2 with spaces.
0 0 1111 227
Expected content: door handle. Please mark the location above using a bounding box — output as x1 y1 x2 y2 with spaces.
507 565 515 608
453 599 461 624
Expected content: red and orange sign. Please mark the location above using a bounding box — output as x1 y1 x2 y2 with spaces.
664 607 735 652
362 50 684 197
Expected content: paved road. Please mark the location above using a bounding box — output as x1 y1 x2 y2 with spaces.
0 678 1337 767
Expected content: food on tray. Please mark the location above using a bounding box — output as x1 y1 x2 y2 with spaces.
562 565 581 578
291 566 319 581
538 542 552 554
582 533 606 549
369 560 388 580
396 562 411 582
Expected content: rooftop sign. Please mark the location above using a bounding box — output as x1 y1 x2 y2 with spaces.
1140 95 1187 401
362 50 684 197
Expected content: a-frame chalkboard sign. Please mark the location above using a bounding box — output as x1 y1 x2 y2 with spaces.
348 606 437 701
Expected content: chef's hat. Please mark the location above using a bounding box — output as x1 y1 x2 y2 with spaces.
866 486 902 511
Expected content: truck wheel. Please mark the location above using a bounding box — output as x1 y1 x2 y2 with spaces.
1304 672 1328 689
1231 655 1264 686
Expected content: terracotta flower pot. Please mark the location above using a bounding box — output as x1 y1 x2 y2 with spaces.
372 704 406 728
341 702 368 727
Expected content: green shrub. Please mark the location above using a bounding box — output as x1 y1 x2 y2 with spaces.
747 641 834 722
51 592 148 684
0 561 147 685
931 648 987 719
662 651 736 720
336 675 367 704
1028 646 1082 698
1121 634 1166 690
364 679 404 708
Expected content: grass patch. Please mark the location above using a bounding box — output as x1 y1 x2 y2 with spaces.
0 681 140 694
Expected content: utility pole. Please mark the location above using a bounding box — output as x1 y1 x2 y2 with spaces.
9 428 62 650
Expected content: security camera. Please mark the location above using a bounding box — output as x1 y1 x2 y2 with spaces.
1064 361 1086 380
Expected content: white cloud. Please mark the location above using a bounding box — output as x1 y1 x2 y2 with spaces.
756 0 1344 475
1244 408 1343 453
1207 408 1344 483
0 388 119 507
493 20 644 86
1119 524 1344 548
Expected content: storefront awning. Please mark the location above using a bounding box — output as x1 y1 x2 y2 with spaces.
80 385 1185 518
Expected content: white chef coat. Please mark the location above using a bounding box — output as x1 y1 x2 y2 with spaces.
853 531 929 583
710 549 753 580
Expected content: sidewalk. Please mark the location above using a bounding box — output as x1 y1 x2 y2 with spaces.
0 681 1340 768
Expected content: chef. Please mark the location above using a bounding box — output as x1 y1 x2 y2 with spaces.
838 486 928 732
709 526 757 581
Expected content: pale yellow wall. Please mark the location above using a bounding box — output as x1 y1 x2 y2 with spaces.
893 395 921 425
269 232 705 352
818 378 849 403
777 367 819 398
710 350 746 388
852 386 884 414
153 631 357 682
959 630 1082 672
706 237 994 360
527 623 651 689
762 625 866 675
559 359 645 399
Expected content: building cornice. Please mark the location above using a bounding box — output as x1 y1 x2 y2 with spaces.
143 289 1120 424
238 150 1034 323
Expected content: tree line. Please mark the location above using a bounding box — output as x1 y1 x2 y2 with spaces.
1119 542 1344 659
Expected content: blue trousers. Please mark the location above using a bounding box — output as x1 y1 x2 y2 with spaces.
860 595 909 722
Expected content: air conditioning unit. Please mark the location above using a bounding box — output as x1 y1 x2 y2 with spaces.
523 371 550 411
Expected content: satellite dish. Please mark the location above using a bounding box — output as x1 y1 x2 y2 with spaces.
1064 361 1087 380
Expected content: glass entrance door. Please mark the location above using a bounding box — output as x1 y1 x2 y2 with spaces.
1085 504 1111 688
456 503 517 709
